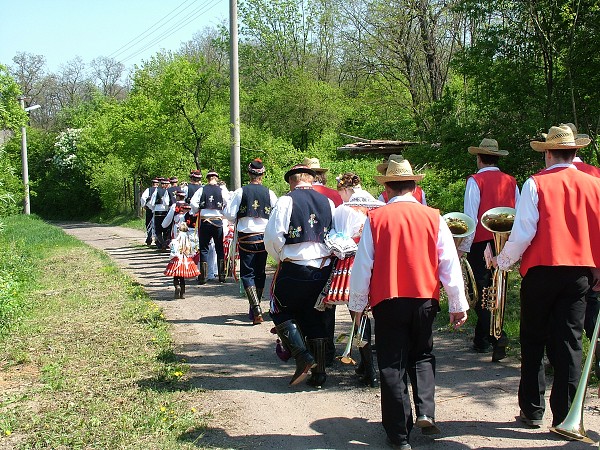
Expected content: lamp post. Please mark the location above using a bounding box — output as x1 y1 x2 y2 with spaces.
18 97 40 215
229 0 241 190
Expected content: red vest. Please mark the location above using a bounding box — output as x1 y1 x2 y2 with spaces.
312 184 343 207
520 167 600 276
381 186 424 204
368 202 441 306
574 161 600 178
469 170 517 243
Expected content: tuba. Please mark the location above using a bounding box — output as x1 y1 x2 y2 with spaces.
480 207 516 340
443 212 478 308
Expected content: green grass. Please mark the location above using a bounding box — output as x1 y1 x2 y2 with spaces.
0 215 213 449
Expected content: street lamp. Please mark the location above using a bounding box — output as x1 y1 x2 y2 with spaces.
18 97 40 215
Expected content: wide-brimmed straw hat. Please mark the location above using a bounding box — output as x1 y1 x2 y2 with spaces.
302 157 328 172
376 154 405 175
284 164 317 182
561 123 590 140
468 138 509 156
374 158 424 184
530 124 591 152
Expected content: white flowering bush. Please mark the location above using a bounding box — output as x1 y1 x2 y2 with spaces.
53 128 82 170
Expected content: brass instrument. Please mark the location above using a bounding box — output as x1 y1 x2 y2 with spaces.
443 212 478 308
480 207 516 340
550 309 599 443
337 312 369 365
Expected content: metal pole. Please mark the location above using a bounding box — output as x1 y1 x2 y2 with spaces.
229 0 241 190
19 97 31 215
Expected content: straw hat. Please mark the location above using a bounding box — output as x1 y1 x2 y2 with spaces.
284 164 317 182
374 158 424 184
468 138 509 156
561 123 590 140
530 125 591 152
376 154 405 175
302 157 328 172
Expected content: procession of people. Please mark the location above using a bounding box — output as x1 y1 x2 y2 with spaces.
141 124 600 449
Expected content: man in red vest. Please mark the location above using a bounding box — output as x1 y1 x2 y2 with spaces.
494 125 600 430
459 139 520 362
349 158 469 450
376 154 427 205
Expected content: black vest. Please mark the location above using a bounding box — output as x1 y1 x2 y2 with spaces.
199 184 224 210
154 187 167 204
167 185 183 204
237 184 272 219
284 189 332 245
185 183 201 203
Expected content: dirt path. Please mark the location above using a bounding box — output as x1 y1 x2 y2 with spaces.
58 222 600 449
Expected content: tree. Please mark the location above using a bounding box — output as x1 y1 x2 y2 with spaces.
0 64 27 132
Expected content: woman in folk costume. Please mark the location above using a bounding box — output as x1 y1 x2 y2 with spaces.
317 172 384 387
162 192 190 242
164 222 200 299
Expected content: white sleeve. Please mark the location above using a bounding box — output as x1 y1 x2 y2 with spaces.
190 187 203 214
264 195 292 263
223 188 242 221
162 206 175 228
348 217 374 312
459 177 480 252
437 216 469 313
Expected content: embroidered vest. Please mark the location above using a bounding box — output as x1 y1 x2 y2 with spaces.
154 187 166 204
185 184 201 203
520 167 600 276
199 184 224 210
238 184 272 219
469 171 517 243
369 202 441 307
284 189 332 245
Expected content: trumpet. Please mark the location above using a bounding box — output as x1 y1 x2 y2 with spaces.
480 207 515 340
337 312 369 365
443 212 478 308
550 309 600 443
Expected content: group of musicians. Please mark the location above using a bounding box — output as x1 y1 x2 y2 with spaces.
141 123 600 450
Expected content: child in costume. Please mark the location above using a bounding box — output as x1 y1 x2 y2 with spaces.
164 222 200 299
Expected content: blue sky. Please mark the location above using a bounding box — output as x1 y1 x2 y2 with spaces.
0 0 229 73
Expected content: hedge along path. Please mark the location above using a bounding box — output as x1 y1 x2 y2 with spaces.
58 222 600 450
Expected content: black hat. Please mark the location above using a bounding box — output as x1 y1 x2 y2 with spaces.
189 170 202 179
169 177 178 183
151 178 159 183
159 177 170 184
206 169 219 179
284 164 317 183
248 158 266 175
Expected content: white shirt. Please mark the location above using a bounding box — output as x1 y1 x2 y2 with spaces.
497 163 574 271
148 187 170 212
140 187 154 209
189 183 230 218
264 182 336 267
378 189 427 205
460 167 520 252
348 193 468 314
223 184 278 233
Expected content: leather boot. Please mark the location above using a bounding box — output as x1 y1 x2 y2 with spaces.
256 288 263 301
179 279 186 299
275 320 315 386
173 278 180 299
245 286 263 325
306 338 327 389
358 343 378 388
218 259 226 283
198 262 209 285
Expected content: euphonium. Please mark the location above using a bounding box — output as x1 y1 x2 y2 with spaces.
337 312 369 365
550 309 600 443
443 212 478 308
480 207 516 340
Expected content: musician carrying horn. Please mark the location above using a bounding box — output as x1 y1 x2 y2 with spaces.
349 158 468 449
492 125 600 431
461 138 520 361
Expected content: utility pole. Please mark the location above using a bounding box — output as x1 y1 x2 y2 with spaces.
229 0 241 190
18 97 40 215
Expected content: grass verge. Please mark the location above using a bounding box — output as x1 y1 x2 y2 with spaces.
0 215 212 449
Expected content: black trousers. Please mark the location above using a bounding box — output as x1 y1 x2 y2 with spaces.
373 298 440 444
199 219 224 263
584 289 599 340
518 266 589 426
145 208 153 245
467 240 505 348
238 232 268 290
270 261 331 339
153 211 168 249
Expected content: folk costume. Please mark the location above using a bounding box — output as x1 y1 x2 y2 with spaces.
224 159 278 325
190 170 230 284
377 155 427 205
461 139 520 361
303 157 343 207
148 178 171 250
140 178 159 246
167 177 184 204
164 223 201 299
349 158 468 449
265 164 336 388
496 125 600 428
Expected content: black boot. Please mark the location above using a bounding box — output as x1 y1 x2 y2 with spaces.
179 279 186 299
275 320 315 386
173 278 180 299
245 286 263 325
256 288 263 301
306 338 327 389
358 343 378 388
218 259 226 283
198 262 208 285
